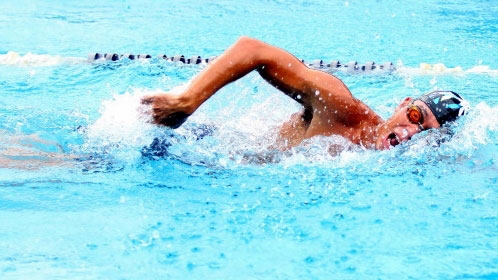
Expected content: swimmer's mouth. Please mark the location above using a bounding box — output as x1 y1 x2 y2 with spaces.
388 133 400 147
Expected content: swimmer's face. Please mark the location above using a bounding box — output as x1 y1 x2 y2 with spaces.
375 97 440 150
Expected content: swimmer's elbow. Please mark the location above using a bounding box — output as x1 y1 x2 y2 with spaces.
235 36 259 45
234 36 267 55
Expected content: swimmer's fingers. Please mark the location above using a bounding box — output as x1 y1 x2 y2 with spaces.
138 94 155 119
139 94 165 123
140 95 155 105
149 105 190 128
153 111 190 128
140 93 193 128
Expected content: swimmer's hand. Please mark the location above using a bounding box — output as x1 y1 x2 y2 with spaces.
141 93 194 128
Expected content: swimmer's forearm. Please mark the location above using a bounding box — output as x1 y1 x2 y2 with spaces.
183 36 265 108
182 36 351 116
143 36 353 128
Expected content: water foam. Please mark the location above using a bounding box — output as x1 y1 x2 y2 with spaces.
0 51 85 66
80 88 158 161
397 63 498 76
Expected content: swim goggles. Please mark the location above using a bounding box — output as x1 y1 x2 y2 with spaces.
406 103 425 131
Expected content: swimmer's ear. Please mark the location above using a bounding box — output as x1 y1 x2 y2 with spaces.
394 97 413 112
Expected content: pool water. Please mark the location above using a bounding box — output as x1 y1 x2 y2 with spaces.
1 0 498 279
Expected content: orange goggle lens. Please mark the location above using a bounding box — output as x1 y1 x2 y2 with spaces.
407 105 424 125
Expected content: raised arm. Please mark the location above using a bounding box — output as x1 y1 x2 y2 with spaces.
142 36 360 128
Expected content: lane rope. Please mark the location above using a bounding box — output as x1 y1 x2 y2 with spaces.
2 51 497 76
87 52 395 72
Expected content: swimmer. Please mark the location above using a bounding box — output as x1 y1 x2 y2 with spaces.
142 36 469 150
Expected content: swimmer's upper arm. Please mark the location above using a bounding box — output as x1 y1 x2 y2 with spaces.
253 42 359 122
142 36 362 128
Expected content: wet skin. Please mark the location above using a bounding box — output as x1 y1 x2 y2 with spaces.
142 36 441 151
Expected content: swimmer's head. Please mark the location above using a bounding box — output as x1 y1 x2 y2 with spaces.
416 90 469 125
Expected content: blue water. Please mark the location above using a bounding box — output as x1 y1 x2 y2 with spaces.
1 0 498 279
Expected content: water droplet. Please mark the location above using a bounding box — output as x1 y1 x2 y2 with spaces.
402 129 408 137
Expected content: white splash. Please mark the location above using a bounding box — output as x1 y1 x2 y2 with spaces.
81 88 158 160
455 102 498 148
0 51 85 66
401 101 498 159
396 62 498 76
